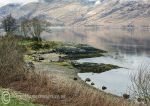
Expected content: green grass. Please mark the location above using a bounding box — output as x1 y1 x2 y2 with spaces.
24 55 34 61
51 61 74 69
19 40 34 46
0 98 38 106
19 39 61 51
20 39 106 60
0 89 39 106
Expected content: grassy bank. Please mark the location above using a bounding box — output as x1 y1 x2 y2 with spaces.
0 36 140 106
20 39 106 60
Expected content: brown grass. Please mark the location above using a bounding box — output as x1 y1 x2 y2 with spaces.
0 36 26 87
9 71 139 106
0 36 140 106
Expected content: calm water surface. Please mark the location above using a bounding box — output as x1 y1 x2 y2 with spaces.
42 27 150 96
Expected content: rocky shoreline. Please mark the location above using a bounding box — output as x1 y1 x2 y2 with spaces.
23 40 124 96
24 40 120 74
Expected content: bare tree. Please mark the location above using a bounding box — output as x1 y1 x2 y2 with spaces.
21 19 30 38
131 64 150 105
20 18 44 41
31 18 43 41
2 14 17 35
23 18 44 41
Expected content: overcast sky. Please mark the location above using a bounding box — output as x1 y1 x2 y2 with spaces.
0 0 38 7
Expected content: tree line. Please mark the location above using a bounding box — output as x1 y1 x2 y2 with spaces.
2 14 47 42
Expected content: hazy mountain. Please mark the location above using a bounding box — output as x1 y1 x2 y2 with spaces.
0 3 21 19
0 0 150 27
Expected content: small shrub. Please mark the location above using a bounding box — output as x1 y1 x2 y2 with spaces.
48 41 58 49
31 42 43 50
31 37 42 42
42 43 50 49
131 64 150 104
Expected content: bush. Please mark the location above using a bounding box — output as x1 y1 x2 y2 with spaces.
48 41 58 49
0 36 26 87
131 64 150 105
30 41 59 50
31 42 43 50
42 43 50 49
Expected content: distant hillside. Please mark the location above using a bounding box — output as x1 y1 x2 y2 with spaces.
0 0 150 27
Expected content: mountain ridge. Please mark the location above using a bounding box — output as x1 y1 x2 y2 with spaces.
0 0 150 27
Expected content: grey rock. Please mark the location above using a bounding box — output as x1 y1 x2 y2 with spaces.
102 86 107 90
123 94 130 99
91 82 95 85
85 78 91 82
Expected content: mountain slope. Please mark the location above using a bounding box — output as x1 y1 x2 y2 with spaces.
0 0 150 27
0 3 21 19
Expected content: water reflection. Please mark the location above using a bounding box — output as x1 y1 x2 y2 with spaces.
42 27 150 56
